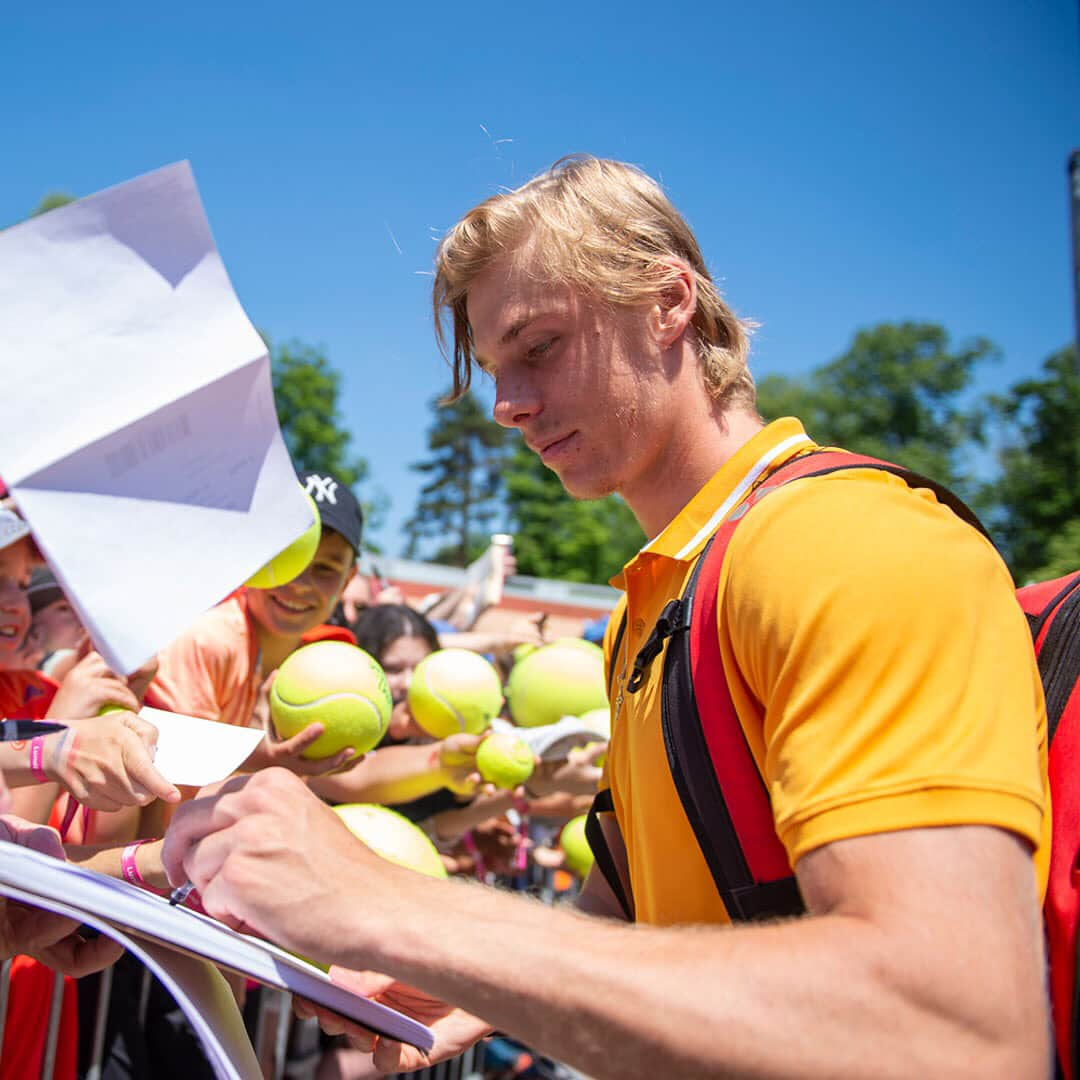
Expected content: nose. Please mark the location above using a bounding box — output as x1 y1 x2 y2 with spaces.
492 372 542 430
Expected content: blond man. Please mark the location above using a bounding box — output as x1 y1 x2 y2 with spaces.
164 158 1050 1079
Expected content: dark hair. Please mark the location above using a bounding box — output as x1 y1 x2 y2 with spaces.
351 604 440 664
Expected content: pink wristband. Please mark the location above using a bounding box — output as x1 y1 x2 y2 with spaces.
28 736 49 784
460 830 487 881
121 840 164 893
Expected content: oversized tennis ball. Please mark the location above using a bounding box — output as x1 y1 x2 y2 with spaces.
270 641 391 760
559 814 594 878
407 648 504 739
506 638 608 728
334 804 447 879
245 489 321 589
476 732 535 790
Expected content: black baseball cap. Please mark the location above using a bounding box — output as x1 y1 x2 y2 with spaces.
297 470 364 555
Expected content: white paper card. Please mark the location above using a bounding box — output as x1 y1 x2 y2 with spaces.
0 162 314 674
140 706 264 787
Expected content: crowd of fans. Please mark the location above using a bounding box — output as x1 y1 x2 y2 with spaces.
0 469 603 1079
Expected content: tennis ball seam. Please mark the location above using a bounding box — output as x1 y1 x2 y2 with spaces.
421 682 468 733
273 689 387 711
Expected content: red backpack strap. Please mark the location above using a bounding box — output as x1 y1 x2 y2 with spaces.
628 448 989 922
1021 573 1080 1078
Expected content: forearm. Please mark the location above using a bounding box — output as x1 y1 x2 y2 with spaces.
428 792 514 841
8 783 60 825
309 744 449 806
67 839 170 891
331 880 1043 1080
0 741 60 789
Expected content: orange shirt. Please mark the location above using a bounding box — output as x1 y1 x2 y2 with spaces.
604 418 1048 926
147 592 262 727
147 592 356 727
0 670 58 720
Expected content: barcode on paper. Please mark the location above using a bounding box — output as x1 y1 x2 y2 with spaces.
105 413 192 478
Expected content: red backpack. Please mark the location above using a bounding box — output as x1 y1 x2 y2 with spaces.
588 451 1080 1073
1019 572 1080 1077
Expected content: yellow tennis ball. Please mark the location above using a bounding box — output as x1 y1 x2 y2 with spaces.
506 638 608 728
270 641 391 760
245 489 321 589
407 648 504 739
334 804 447 879
559 814 594 878
476 732 535 789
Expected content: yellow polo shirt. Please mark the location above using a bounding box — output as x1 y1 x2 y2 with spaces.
603 418 1049 927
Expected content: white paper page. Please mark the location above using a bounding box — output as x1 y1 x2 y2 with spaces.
140 707 263 787
0 843 435 1052
0 881 261 1080
0 162 314 674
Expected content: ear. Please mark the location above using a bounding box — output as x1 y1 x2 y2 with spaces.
651 259 697 348
334 563 359 602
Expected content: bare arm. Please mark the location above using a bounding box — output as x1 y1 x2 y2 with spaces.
309 735 483 806
163 772 1049 1080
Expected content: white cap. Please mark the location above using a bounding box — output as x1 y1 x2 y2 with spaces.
0 509 31 552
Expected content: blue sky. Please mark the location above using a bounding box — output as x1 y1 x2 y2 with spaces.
4 1 1077 553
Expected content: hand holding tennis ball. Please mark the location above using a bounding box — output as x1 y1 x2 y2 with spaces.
476 732 536 790
270 641 392 761
407 648 504 738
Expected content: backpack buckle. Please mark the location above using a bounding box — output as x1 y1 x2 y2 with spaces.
627 599 687 694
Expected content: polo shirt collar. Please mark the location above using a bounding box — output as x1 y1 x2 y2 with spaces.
612 418 815 586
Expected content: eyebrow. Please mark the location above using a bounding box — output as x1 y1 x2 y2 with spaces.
500 315 536 345
475 311 559 370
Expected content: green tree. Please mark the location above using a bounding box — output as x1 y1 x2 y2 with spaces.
404 390 508 566
985 347 1080 583
503 436 645 583
30 192 76 216
757 322 996 494
270 339 368 488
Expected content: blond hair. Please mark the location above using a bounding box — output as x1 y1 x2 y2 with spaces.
433 156 755 405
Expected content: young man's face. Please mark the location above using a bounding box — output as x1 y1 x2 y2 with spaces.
246 529 356 639
468 252 680 507
0 539 35 671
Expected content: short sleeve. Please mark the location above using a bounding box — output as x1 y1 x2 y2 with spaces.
148 623 231 722
722 470 1047 864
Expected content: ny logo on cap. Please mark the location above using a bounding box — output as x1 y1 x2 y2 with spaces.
305 475 339 504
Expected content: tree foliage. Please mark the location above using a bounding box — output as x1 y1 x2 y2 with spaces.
984 347 1080 583
757 322 996 494
30 192 76 217
270 339 368 488
404 390 508 567
503 436 645 583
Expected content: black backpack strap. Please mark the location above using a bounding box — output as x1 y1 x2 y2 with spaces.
584 788 633 920
1035 577 1080 745
606 610 628 700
